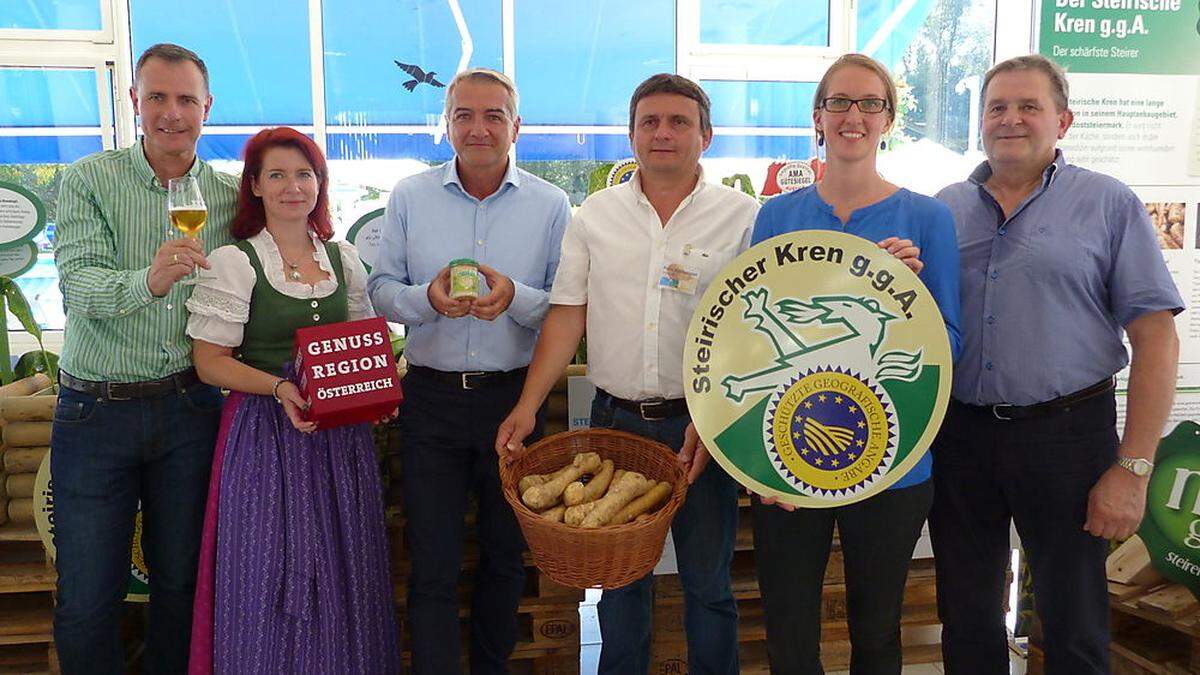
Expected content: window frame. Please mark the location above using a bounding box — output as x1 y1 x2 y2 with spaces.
0 0 114 43
0 0 134 151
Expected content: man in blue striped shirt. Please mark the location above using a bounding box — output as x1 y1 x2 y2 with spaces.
51 43 235 674
933 55 1183 674
368 68 570 675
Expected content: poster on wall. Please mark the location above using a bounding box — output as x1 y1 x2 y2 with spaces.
1038 1 1200 433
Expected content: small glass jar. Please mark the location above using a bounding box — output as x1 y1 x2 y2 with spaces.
449 258 480 300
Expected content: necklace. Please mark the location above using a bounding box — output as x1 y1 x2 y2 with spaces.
279 252 305 282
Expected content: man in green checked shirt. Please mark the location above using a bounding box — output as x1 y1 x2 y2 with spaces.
50 43 236 675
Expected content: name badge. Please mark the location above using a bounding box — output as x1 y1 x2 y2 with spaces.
659 244 710 295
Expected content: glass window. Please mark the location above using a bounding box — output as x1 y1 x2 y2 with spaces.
0 136 102 164
704 80 817 128
889 0 995 155
0 66 108 330
707 134 814 160
322 0 503 247
514 2 674 125
323 0 503 127
516 135 638 205
700 0 830 46
0 67 100 128
855 0 939 66
130 0 313 130
0 0 103 31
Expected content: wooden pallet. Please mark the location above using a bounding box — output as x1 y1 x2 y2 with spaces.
0 643 53 675
0 543 53 597
399 629 581 673
393 555 584 607
399 601 583 654
652 547 847 602
1031 580 1200 673
0 593 53 646
0 382 56 675
651 564 938 644
650 553 938 674
1104 582 1200 674
649 632 942 675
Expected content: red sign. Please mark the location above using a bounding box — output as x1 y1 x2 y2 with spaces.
292 317 402 428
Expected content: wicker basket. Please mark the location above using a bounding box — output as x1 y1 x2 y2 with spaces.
499 428 688 589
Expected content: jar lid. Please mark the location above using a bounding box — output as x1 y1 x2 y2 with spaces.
449 258 478 267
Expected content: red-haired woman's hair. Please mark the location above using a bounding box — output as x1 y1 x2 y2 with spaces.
231 127 333 241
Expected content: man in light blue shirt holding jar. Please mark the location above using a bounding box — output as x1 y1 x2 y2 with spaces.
368 68 570 675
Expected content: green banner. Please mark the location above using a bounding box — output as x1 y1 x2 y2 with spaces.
1039 1 1200 74
1139 421 1200 598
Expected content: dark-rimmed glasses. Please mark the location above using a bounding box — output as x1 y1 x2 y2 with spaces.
819 97 889 114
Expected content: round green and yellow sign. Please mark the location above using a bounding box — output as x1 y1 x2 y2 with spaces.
684 230 952 507
34 449 150 601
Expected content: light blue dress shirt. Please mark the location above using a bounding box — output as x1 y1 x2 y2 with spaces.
367 160 571 372
937 150 1184 406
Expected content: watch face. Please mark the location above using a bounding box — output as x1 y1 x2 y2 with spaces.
1123 458 1153 476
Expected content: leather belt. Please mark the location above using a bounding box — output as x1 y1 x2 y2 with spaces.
59 369 201 401
407 365 527 390
957 377 1116 422
600 389 688 421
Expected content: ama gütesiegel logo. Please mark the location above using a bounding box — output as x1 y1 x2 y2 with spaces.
684 230 953 507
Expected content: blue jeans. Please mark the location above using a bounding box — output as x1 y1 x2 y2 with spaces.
51 381 222 675
591 391 740 675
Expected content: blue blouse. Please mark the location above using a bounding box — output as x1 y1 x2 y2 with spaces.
752 185 963 489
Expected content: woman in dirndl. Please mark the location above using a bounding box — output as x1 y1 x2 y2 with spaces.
186 126 399 674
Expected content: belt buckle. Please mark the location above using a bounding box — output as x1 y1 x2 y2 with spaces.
991 404 1013 421
106 383 134 401
461 371 486 390
639 400 666 421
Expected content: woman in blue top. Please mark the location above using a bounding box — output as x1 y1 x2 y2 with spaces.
749 53 962 674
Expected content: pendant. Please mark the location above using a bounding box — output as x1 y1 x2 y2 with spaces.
288 265 302 282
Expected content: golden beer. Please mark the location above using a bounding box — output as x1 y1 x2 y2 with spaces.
170 208 207 237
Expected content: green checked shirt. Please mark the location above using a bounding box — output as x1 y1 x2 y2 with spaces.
55 141 238 382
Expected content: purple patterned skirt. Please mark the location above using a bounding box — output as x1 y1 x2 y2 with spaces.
202 392 399 673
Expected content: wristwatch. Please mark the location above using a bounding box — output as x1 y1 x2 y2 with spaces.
1116 456 1154 477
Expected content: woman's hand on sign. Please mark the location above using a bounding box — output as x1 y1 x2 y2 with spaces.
877 237 923 275
678 422 711 484
277 381 317 433
471 264 516 321
428 266 472 318
754 490 797 512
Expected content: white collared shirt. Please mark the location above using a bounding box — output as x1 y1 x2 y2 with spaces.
550 169 759 400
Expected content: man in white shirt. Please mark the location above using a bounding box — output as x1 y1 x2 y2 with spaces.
496 73 759 674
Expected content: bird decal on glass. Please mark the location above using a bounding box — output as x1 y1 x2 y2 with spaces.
394 61 445 92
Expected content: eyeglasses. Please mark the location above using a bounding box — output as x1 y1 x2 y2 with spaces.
820 97 889 114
